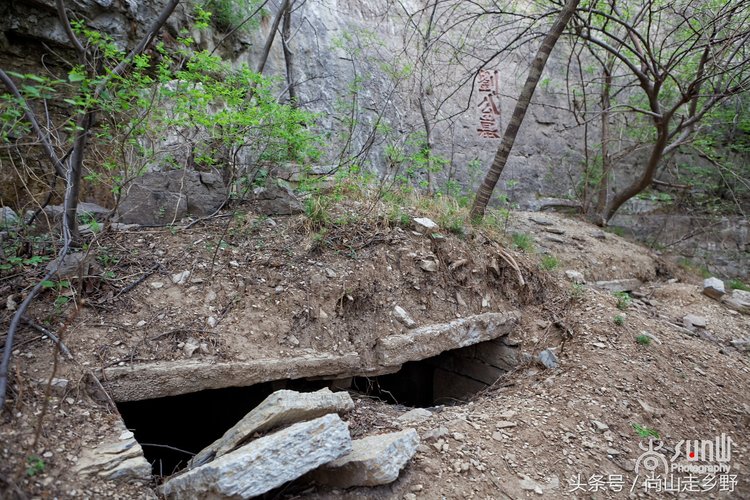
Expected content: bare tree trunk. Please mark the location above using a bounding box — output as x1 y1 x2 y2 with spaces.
256 0 290 75
62 111 94 244
593 64 612 226
281 0 297 105
418 96 434 194
604 125 668 221
470 0 580 221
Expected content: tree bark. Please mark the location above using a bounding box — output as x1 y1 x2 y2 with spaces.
256 0 290 75
594 63 612 225
281 1 297 105
470 0 580 220
604 123 668 221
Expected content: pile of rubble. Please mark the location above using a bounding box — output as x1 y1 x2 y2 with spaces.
158 388 419 498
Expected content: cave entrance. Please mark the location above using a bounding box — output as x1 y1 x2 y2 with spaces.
117 379 331 476
353 336 519 407
117 337 519 476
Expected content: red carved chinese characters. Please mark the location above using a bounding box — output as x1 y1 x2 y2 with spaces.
477 70 501 138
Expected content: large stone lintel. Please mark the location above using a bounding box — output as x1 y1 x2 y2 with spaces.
102 352 361 402
376 311 520 367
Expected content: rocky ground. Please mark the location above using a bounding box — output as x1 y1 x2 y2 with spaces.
1 198 749 499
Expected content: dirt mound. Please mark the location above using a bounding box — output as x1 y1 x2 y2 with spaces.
1 200 748 498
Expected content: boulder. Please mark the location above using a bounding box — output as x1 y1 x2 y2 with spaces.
1 207 18 226
45 252 93 278
161 414 352 499
75 427 151 481
538 348 559 369
41 202 111 224
683 314 707 329
564 270 585 284
117 170 227 224
703 277 725 300
250 183 303 215
190 388 354 468
311 429 419 488
724 289 750 314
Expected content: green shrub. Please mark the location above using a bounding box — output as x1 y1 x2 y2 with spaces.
540 254 559 271
512 232 534 252
636 334 651 346
614 291 631 310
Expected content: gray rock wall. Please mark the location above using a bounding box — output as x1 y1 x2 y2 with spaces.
1 0 586 209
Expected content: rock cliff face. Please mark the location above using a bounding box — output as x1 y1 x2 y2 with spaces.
0 0 584 209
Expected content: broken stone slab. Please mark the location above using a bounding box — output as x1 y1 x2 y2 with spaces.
311 429 419 488
413 217 438 231
723 289 750 314
190 388 354 468
161 414 351 500
393 305 416 328
594 279 643 293
102 353 361 401
75 425 151 481
703 277 726 300
376 312 520 367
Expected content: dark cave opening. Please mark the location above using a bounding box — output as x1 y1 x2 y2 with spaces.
117 338 518 477
117 379 331 477
353 337 518 408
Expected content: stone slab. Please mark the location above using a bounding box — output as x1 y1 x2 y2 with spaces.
190 388 354 468
376 312 520 367
161 414 351 499
312 429 419 488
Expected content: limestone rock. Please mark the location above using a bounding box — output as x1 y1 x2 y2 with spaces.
393 305 416 328
377 312 520 367
42 202 111 223
413 217 438 231
45 252 93 279
1 207 18 226
117 170 227 224
312 429 419 488
683 314 707 329
538 348 559 369
75 425 150 481
396 408 432 425
161 414 352 499
703 277 726 300
419 259 438 272
724 289 750 314
564 270 585 284
250 183 303 215
190 388 354 468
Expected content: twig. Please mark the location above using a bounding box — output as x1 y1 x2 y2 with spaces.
20 317 73 360
140 443 195 456
113 263 161 299
498 248 526 286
